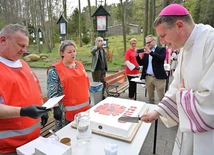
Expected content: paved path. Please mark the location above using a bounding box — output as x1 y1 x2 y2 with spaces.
32 68 177 155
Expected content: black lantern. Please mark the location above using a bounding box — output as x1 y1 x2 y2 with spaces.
57 15 68 36
140 27 143 35
92 5 110 32
38 28 43 44
31 30 36 43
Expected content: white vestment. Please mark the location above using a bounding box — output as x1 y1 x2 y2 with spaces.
155 24 214 155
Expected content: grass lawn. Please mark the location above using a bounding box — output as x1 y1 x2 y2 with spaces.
26 35 145 71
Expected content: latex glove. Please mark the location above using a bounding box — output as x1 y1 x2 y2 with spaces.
134 66 140 70
41 112 49 127
53 106 62 120
20 105 47 119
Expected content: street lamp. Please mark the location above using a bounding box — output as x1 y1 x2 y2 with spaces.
38 28 43 45
140 27 143 35
31 30 36 43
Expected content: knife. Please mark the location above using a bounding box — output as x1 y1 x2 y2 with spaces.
118 116 141 123
118 107 149 123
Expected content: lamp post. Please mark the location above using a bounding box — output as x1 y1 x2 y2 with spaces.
57 15 68 43
31 30 36 43
38 28 43 45
140 27 143 35
37 28 43 53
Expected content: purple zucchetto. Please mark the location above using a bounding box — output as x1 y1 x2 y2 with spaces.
159 4 190 16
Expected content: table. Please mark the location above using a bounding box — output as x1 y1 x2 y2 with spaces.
55 102 157 155
131 77 158 154
130 77 146 100
17 99 157 155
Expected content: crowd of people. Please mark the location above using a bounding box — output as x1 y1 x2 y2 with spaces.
1 3 214 155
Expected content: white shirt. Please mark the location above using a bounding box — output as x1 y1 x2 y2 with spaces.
0 56 22 68
146 46 156 75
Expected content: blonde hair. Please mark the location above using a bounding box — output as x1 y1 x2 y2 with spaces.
58 40 76 58
145 34 156 41
129 38 137 43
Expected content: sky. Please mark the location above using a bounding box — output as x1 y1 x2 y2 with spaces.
81 0 117 8
67 0 118 13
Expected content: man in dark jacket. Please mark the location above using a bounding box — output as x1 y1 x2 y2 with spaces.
137 34 167 104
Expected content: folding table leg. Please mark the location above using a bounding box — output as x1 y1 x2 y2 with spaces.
153 120 158 154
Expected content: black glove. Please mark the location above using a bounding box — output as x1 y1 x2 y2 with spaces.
20 105 47 119
41 112 49 127
134 66 140 70
53 106 62 120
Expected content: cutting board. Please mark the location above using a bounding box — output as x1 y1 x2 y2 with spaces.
71 121 142 143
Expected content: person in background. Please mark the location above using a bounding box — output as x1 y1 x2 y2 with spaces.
0 24 48 155
136 35 167 104
164 45 173 91
141 4 214 155
47 40 90 131
165 45 172 64
124 38 141 100
170 49 180 74
91 37 108 99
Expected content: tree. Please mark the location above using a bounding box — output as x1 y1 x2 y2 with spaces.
63 0 67 18
0 0 214 54
143 0 148 44
38 0 51 53
95 0 97 8
68 8 79 37
87 0 94 45
120 0 126 54
47 0 54 48
149 0 155 35
162 0 172 8
184 0 214 26
131 0 144 27
202 0 214 26
78 0 82 47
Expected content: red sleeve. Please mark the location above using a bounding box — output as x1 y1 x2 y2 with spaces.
124 49 130 61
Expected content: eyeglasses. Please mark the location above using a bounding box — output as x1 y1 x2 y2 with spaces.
146 39 154 44
60 40 76 51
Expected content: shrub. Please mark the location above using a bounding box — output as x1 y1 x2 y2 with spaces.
82 34 90 44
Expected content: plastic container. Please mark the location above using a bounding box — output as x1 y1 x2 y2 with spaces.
76 111 92 146
89 82 103 106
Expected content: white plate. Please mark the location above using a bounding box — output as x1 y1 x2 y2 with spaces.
131 78 145 83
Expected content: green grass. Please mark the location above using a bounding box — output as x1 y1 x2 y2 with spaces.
26 35 144 71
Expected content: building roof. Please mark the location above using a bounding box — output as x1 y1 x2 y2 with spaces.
92 5 110 17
